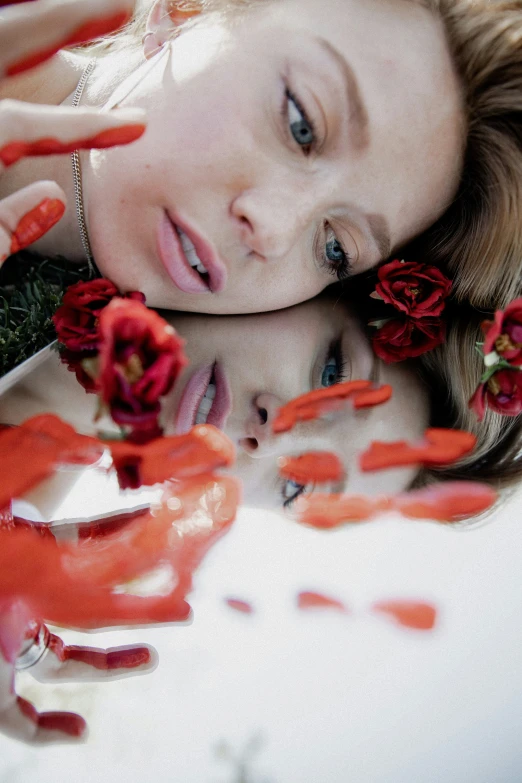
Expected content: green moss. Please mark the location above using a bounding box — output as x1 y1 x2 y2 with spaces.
0 252 93 377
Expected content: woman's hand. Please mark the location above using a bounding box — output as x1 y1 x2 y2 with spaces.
0 0 146 264
0 599 157 745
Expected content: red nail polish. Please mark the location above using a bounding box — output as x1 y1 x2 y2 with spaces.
0 141 28 167
49 634 151 670
17 696 86 737
38 712 87 737
0 126 145 168
83 124 147 149
6 11 131 77
10 198 65 254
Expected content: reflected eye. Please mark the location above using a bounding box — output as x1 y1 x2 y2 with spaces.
281 479 308 508
286 90 316 153
321 358 338 388
321 338 347 388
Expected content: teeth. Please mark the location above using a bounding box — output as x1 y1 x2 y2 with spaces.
195 382 216 425
178 228 209 276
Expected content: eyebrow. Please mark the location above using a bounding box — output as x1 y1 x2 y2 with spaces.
314 36 370 152
313 38 391 262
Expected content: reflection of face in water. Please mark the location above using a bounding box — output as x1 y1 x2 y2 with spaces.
163 298 430 508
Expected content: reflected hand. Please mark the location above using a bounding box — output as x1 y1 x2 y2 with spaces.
0 599 157 745
0 0 145 263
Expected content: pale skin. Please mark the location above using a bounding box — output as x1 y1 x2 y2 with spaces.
0 0 465 313
0 296 431 508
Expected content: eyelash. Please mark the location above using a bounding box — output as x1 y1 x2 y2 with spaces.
281 480 309 509
279 340 347 508
282 87 353 283
318 223 353 283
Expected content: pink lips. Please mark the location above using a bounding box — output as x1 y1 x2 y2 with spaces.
175 362 232 434
157 211 227 295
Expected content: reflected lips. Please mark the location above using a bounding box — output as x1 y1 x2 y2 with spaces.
175 362 232 434
157 211 227 295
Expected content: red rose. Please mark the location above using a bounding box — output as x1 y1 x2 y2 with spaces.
469 368 522 422
53 279 120 352
372 318 446 363
482 297 522 366
97 299 187 432
53 280 146 353
375 259 452 318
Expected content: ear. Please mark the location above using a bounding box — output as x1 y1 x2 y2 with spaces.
143 0 201 60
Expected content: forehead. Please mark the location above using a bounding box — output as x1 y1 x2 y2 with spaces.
241 0 464 247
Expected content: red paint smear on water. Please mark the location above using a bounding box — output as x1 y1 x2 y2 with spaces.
296 481 496 528
395 481 497 522
297 591 348 613
360 428 477 471
225 598 254 615
371 600 437 631
296 493 391 528
0 415 103 509
278 451 344 485
0 472 240 630
272 380 392 434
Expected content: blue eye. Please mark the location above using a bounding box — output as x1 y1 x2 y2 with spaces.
325 237 346 264
321 358 339 388
286 90 315 152
281 479 308 508
321 338 347 388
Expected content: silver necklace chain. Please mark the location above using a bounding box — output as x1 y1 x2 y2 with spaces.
71 59 96 275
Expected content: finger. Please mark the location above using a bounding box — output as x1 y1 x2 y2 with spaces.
0 180 65 264
0 0 135 77
32 634 158 682
0 100 146 169
0 695 86 744
43 590 192 629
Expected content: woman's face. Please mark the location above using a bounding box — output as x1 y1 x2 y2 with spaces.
163 298 430 508
85 0 463 314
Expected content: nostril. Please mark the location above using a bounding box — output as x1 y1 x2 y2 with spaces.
258 407 268 425
239 436 259 453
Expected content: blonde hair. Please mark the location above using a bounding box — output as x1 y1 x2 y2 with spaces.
415 313 522 494
409 0 522 310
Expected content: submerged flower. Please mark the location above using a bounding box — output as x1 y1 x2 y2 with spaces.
470 368 522 421
371 317 446 363
482 297 522 366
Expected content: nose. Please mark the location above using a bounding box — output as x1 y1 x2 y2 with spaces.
230 185 312 261
239 392 284 456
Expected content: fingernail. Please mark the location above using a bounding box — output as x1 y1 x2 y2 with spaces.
106 647 151 669
38 712 87 737
83 124 147 149
0 124 146 168
18 698 86 737
10 198 65 254
6 11 132 77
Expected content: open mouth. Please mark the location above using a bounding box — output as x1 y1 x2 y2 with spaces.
157 211 227 296
175 361 232 434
